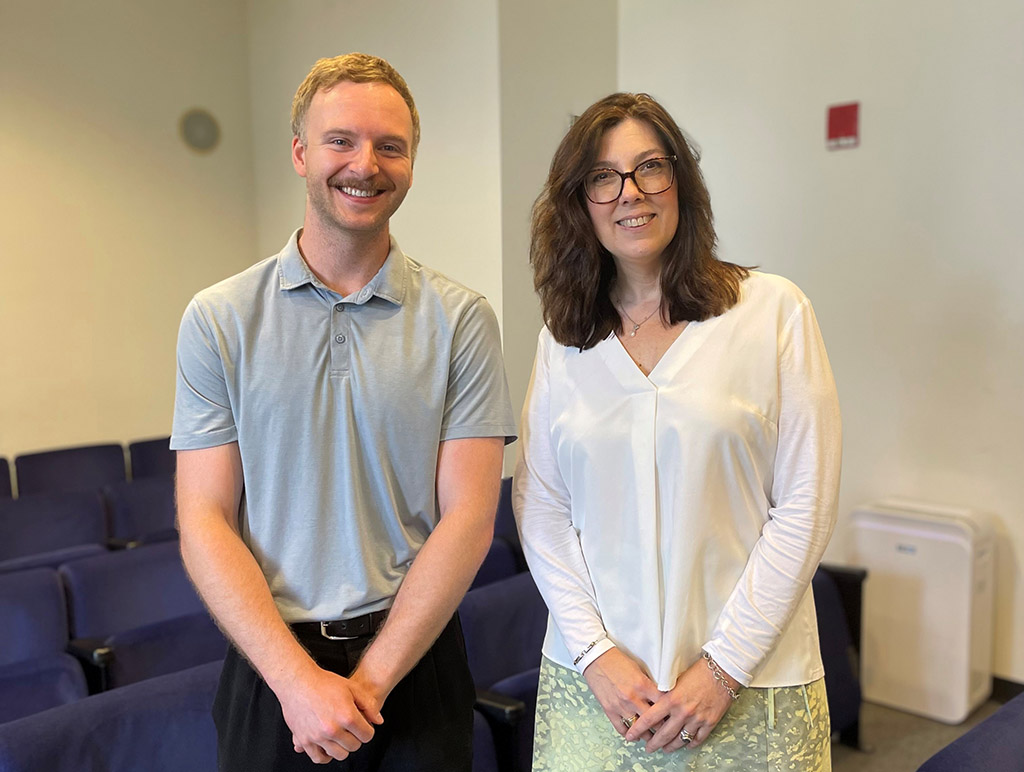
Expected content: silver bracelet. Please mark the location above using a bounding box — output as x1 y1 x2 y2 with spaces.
702 651 741 701
573 640 598 666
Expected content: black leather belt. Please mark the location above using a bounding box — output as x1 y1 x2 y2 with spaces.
292 609 389 641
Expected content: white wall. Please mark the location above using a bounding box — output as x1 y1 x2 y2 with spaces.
0 0 256 457
619 0 1024 680
245 0 504 322
498 0 619 470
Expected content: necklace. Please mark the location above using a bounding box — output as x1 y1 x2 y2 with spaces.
617 299 660 337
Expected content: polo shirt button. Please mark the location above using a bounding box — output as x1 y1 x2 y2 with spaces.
334 303 344 312
335 334 346 344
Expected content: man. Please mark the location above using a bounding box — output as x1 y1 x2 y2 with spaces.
171 53 515 771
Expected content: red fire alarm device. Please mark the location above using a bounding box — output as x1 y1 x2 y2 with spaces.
827 102 859 149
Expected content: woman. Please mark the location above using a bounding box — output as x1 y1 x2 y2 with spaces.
513 92 841 771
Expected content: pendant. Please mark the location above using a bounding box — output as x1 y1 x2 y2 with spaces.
630 324 639 337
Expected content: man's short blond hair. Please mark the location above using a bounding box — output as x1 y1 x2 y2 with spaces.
291 53 420 158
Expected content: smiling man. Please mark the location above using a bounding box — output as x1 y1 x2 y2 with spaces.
171 54 515 772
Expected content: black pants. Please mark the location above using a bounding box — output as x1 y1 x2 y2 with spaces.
212 614 475 772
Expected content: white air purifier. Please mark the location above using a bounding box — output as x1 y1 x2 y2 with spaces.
848 500 994 724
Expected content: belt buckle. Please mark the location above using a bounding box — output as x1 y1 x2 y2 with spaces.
320 621 359 641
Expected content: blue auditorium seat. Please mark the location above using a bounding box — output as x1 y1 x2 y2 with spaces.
495 476 527 571
0 544 107 575
0 491 108 573
127 436 175 479
814 563 867 749
101 476 177 544
473 710 500 772
0 458 11 498
14 443 127 497
917 691 1024 771
471 537 520 589
0 568 88 723
59 541 225 690
0 660 221 771
460 571 548 772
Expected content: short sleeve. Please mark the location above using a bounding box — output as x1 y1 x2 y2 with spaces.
170 299 239 450
440 297 517 444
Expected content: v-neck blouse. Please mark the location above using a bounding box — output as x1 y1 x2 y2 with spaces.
513 272 841 689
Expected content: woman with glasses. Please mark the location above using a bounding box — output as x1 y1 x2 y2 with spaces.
513 92 841 770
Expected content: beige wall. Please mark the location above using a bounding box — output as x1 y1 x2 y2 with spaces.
619 0 1024 681
0 0 256 457
246 0 504 322
498 0 619 472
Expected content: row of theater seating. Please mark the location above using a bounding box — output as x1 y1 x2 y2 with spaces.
0 479 526 720
0 476 177 573
0 541 227 724
0 437 175 499
0 560 543 772
0 473 522 593
0 437 523 582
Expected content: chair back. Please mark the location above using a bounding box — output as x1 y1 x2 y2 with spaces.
459 571 547 690
101 477 176 540
471 538 519 589
0 660 221 772
0 457 11 498
15 444 126 496
59 541 203 639
128 437 175 479
0 491 107 561
812 566 862 733
917 691 1024 771
495 477 525 568
0 568 69 665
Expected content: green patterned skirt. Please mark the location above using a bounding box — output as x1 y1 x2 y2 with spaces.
533 657 831 771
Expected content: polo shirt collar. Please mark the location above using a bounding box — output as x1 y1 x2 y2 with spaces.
277 229 407 305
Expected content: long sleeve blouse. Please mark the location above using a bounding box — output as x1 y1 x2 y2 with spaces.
513 272 841 690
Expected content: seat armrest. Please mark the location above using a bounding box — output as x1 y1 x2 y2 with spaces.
105 538 142 550
67 637 113 692
106 530 177 551
67 638 113 666
475 689 525 725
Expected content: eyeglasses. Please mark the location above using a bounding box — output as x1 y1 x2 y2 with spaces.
583 155 677 204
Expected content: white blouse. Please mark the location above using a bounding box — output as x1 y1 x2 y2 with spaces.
512 272 841 690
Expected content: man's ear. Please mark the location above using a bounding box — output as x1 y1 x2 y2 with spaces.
291 136 307 177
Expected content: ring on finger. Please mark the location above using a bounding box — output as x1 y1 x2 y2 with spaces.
622 714 639 729
679 729 695 745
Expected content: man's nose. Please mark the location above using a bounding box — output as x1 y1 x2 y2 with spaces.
348 143 379 177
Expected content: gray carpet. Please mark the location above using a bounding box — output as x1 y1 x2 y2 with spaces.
832 699 1001 772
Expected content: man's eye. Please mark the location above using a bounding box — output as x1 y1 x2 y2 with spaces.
330 139 349 146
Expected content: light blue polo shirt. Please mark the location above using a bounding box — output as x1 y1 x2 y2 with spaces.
171 231 516 623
